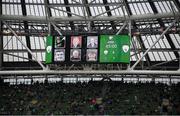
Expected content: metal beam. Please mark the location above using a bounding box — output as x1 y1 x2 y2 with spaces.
130 20 176 70
123 0 151 68
0 70 180 75
64 0 75 30
49 6 85 18
0 13 179 22
0 0 2 70
3 52 34 61
3 21 46 70
103 0 116 30
93 4 122 18
51 22 66 43
44 0 52 18
3 48 180 53
45 0 53 35
131 22 151 66
116 21 127 35
83 0 95 31
1 27 180 36
2 1 159 6
51 22 63 36
21 0 32 60
0 25 2 70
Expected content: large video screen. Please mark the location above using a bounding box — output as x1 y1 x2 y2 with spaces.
45 35 130 64
99 35 130 63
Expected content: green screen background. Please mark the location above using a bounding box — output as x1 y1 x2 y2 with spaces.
45 36 53 64
99 35 130 63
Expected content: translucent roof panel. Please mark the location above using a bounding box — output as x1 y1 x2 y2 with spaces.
2 0 21 2
68 0 82 4
30 36 46 50
25 0 45 16
70 7 88 17
129 1 153 15
154 1 178 13
90 6 108 16
142 35 171 49
107 0 119 3
148 51 176 61
131 36 141 49
169 34 180 48
93 0 103 3
109 6 127 16
3 52 29 62
25 0 44 3
3 36 27 50
2 4 22 15
130 52 146 61
32 52 45 61
51 7 68 16
141 35 176 61
49 0 64 4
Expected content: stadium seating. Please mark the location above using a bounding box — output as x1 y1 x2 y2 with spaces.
0 81 180 115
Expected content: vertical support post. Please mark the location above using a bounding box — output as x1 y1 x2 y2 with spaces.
127 20 131 69
84 0 95 32
51 22 63 36
48 22 51 35
0 24 2 70
44 0 52 35
116 21 127 35
21 0 32 60
88 21 91 32
130 20 176 70
0 0 2 70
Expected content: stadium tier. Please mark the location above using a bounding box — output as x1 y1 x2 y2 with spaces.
0 0 180 115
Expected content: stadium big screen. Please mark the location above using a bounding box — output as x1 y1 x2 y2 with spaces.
45 35 130 64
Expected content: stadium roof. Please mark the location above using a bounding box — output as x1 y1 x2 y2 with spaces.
0 0 180 74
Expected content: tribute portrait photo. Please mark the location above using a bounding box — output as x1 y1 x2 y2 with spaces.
70 49 81 61
55 36 66 48
86 49 97 61
54 49 65 62
71 36 82 48
87 36 98 48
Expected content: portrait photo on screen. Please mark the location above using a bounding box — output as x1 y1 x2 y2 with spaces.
87 36 98 48
54 49 65 62
86 49 97 61
71 36 82 48
70 49 81 61
55 36 66 48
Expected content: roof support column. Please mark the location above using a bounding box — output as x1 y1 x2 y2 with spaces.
0 0 3 70
102 0 116 31
21 0 32 60
44 0 53 35
83 0 94 32
123 0 151 68
0 24 2 70
64 0 75 30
